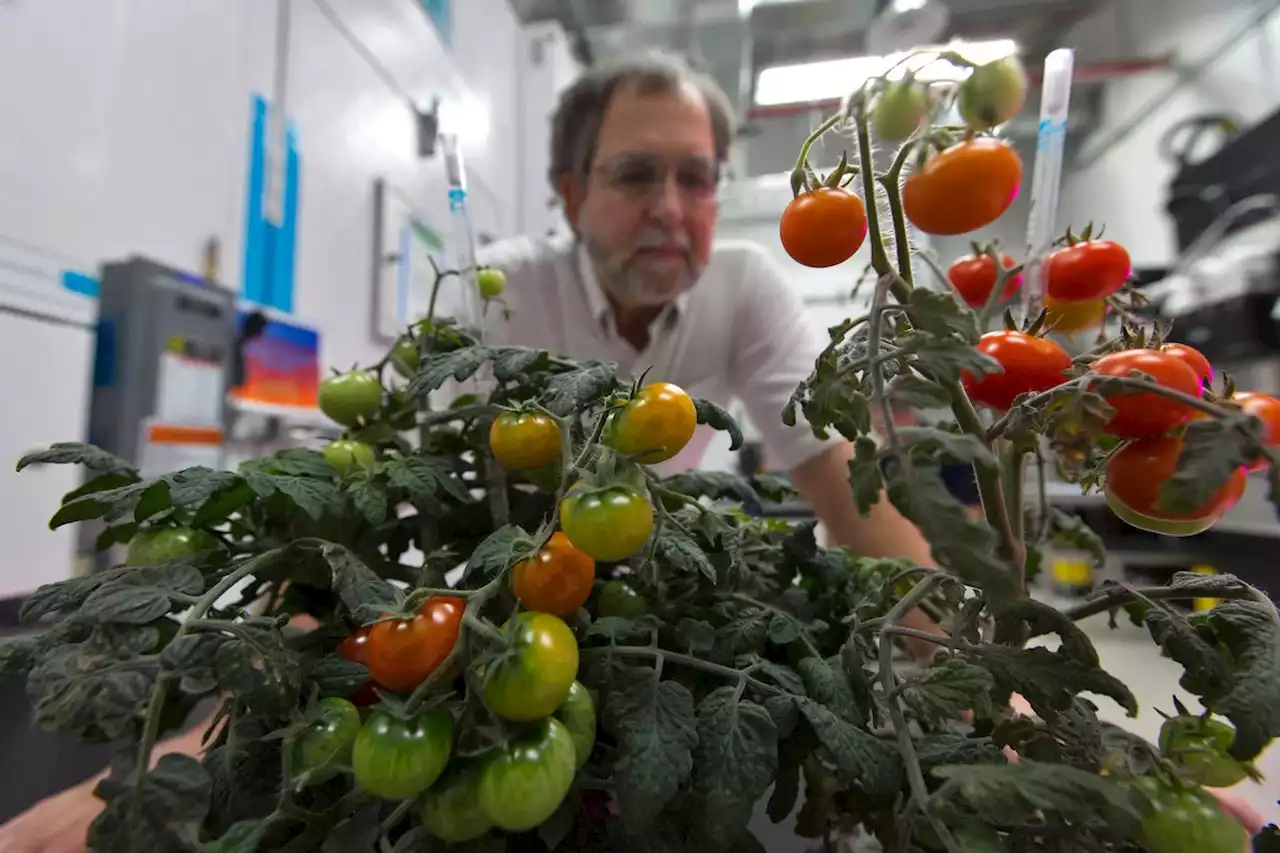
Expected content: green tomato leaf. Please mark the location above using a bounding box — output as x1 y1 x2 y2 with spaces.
161 634 227 696
912 332 1002 383
798 656 867 729
715 614 768 658
675 618 716 653
27 639 156 739
886 374 953 410
653 524 715 583
974 645 1137 719
346 469 389 524
241 470 341 521
931 760 1142 830
796 697 902 797
408 345 495 398
762 694 799 738
900 656 994 724
49 480 155 529
261 447 339 478
465 523 535 580
767 613 800 645
89 754 211 852
536 789 579 851
907 287 981 344
746 657 805 697
1142 600 1233 700
1050 509 1106 569
543 360 619 416
1200 600 1280 761
164 468 244 509
304 655 370 698
0 636 38 679
694 397 744 452
895 426 995 467
749 473 797 503
993 598 1101 667
848 437 884 516
192 480 255 528
603 677 699 828
132 480 172 523
1160 415 1257 514
320 543 403 620
60 471 139 505
491 346 553 382
661 470 759 505
916 733 1008 777
78 562 206 626
320 801 382 853
767 737 806 823
214 624 302 719
691 686 778 850
381 453 471 505
18 442 139 477
202 819 270 853
800 378 873 440
1168 570 1250 596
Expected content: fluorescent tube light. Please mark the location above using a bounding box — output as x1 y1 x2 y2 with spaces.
753 39 1019 107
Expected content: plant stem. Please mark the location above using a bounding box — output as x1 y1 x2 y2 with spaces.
794 112 846 176
419 404 494 427
883 625 972 652
731 593 823 659
999 442 1028 590
868 274 903 451
878 142 919 286
404 575 506 711
853 101 896 287
876 573 963 853
133 548 283 801
1063 582 1261 622
579 645 789 697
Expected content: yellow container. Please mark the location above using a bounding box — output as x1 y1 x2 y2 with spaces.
1192 564 1218 612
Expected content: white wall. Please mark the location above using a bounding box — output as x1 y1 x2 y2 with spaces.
1060 0 1280 267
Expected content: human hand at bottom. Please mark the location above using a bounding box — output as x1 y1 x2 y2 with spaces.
0 775 102 853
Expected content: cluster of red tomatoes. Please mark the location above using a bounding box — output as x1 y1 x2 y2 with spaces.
295 382 698 839
963 331 1280 535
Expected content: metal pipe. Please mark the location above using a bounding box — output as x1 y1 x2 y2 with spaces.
1075 0 1280 170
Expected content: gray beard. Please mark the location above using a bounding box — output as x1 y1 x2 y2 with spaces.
581 235 699 308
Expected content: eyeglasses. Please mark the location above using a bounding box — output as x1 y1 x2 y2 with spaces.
591 153 720 202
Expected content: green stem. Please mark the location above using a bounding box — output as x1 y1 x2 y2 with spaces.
404 575 506 712
878 141 919 285
1063 582 1261 622
731 594 822 659
876 574 963 853
793 113 846 177
1000 443 1028 590
579 646 788 697
943 378 1021 570
425 268 459 324
419 404 494 427
853 102 894 284
133 548 284 800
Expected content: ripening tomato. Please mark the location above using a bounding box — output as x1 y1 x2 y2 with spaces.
338 626 380 706
1044 296 1106 334
365 597 464 694
125 527 220 566
903 138 1022 236
1091 349 1203 438
779 188 868 268
559 484 654 562
513 532 594 615
1045 239 1132 303
962 331 1072 411
1229 390 1280 471
484 612 579 722
1104 435 1246 536
352 708 454 800
293 697 361 786
872 80 927 141
1159 715 1251 788
479 718 577 832
421 759 494 843
477 267 506 298
946 253 1022 308
318 370 383 427
323 439 376 475
489 411 561 471
1132 777 1247 853
555 681 597 769
957 57 1029 130
1160 344 1213 390
604 381 697 464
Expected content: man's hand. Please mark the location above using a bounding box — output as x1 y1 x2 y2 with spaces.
0 774 101 853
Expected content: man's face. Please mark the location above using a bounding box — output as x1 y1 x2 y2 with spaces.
561 79 719 309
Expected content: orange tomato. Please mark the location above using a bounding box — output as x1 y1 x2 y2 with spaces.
779 188 868 268
512 532 595 616
365 597 464 694
902 138 1023 236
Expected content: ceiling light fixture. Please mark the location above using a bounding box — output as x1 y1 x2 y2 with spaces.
753 38 1019 107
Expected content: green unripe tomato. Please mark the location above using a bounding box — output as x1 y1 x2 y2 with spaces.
957 56 1028 130
352 708 454 800
293 697 361 786
318 370 383 427
1158 715 1250 788
477 268 506 298
390 337 419 379
420 760 493 843
322 439 377 475
597 580 648 619
555 680 597 768
478 718 576 832
872 80 927 142
125 527 219 566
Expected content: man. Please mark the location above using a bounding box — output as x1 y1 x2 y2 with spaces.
1 50 1263 852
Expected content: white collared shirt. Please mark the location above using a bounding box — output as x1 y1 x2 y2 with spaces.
473 233 832 475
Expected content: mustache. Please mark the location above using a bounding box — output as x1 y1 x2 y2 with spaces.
630 232 691 256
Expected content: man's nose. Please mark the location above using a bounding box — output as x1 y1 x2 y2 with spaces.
645 175 685 226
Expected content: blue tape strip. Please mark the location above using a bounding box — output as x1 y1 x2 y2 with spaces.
242 95 268 305
60 270 99 297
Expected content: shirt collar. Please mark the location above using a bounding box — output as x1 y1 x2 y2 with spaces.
574 242 689 338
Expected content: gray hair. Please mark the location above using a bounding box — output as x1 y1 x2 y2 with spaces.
548 50 737 192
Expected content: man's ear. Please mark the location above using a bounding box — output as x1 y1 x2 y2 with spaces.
557 174 586 230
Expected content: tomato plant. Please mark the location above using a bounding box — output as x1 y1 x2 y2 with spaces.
477 267 506 298
1133 777 1248 853
478 718 577 831
779 188 868 268
293 697 361 786
1160 344 1213 390
512 530 594 615
1230 390 1280 470
10 49 1280 853
125 526 219 566
323 439 376 475
489 410 561 471
947 252 1021 308
1104 435 1246 536
902 138 1022 235
352 709 454 800
962 331 1072 411
318 370 383 427
604 381 697 463
1158 715 1251 788
484 611 579 722
957 56 1028 130
365 597 464 694
1092 349 1203 438
1045 238 1132 303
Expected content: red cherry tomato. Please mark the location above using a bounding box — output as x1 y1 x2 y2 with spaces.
902 138 1023 236
779 188 868 268
1105 435 1246 536
1045 239 1132 302
338 626 380 706
1160 344 1213 390
946 253 1022 308
365 597 464 694
1230 390 1280 471
1091 349 1203 438
962 331 1072 411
